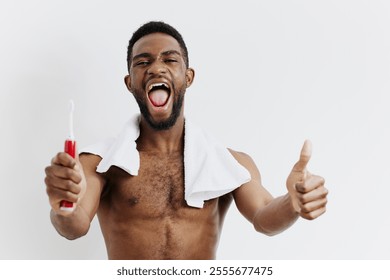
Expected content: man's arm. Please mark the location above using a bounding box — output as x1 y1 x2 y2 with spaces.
45 153 105 240
231 140 328 236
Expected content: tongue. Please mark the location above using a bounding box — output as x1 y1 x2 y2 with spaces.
149 89 169 107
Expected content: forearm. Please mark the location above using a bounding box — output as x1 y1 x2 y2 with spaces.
253 194 299 236
50 205 91 240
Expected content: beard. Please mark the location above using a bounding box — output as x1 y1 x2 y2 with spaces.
133 85 185 131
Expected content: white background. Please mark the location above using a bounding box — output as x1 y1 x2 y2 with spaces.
0 0 389 259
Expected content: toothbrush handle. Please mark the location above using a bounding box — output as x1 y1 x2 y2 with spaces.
65 139 76 158
60 140 77 211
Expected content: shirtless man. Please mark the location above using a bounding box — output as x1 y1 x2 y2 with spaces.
44 21 328 259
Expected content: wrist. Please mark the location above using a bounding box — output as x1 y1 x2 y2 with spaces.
284 193 300 217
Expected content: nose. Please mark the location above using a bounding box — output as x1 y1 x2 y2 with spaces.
147 60 166 75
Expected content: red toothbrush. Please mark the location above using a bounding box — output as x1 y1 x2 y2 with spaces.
60 100 76 211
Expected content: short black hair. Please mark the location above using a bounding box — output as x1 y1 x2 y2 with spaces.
127 21 189 71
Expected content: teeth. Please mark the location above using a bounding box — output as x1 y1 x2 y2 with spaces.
148 83 169 92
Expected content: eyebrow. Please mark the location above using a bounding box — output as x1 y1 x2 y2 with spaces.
161 50 181 57
132 50 182 61
132 53 152 61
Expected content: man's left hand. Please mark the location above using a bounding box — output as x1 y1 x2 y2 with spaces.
286 140 328 220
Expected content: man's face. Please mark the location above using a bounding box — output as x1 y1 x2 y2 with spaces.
125 33 194 130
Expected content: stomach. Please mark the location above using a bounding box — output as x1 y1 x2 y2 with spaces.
98 209 222 260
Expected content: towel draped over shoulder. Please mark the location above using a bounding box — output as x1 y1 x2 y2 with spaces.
80 115 251 208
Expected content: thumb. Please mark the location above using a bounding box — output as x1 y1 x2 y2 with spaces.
293 139 312 172
74 147 83 173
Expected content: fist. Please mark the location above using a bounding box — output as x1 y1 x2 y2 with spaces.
44 152 86 215
286 140 328 220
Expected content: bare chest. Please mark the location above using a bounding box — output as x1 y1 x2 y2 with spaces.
102 152 187 218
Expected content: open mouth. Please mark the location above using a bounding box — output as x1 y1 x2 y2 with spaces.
147 82 171 107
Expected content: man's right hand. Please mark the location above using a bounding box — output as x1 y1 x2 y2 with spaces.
45 152 86 216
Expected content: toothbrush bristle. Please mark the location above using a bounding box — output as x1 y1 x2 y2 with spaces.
69 99 74 112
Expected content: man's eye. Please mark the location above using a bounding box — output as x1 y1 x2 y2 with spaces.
165 59 177 63
135 61 149 66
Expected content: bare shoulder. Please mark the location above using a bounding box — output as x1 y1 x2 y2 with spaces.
79 153 106 184
79 153 102 171
228 148 261 181
228 149 273 222
228 148 250 160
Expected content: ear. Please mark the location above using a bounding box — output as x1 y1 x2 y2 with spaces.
185 68 195 88
124 75 133 93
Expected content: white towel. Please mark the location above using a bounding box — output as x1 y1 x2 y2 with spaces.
80 115 251 208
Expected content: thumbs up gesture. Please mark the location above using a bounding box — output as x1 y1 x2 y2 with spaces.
286 140 328 220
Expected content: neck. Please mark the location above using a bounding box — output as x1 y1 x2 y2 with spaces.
136 115 185 154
